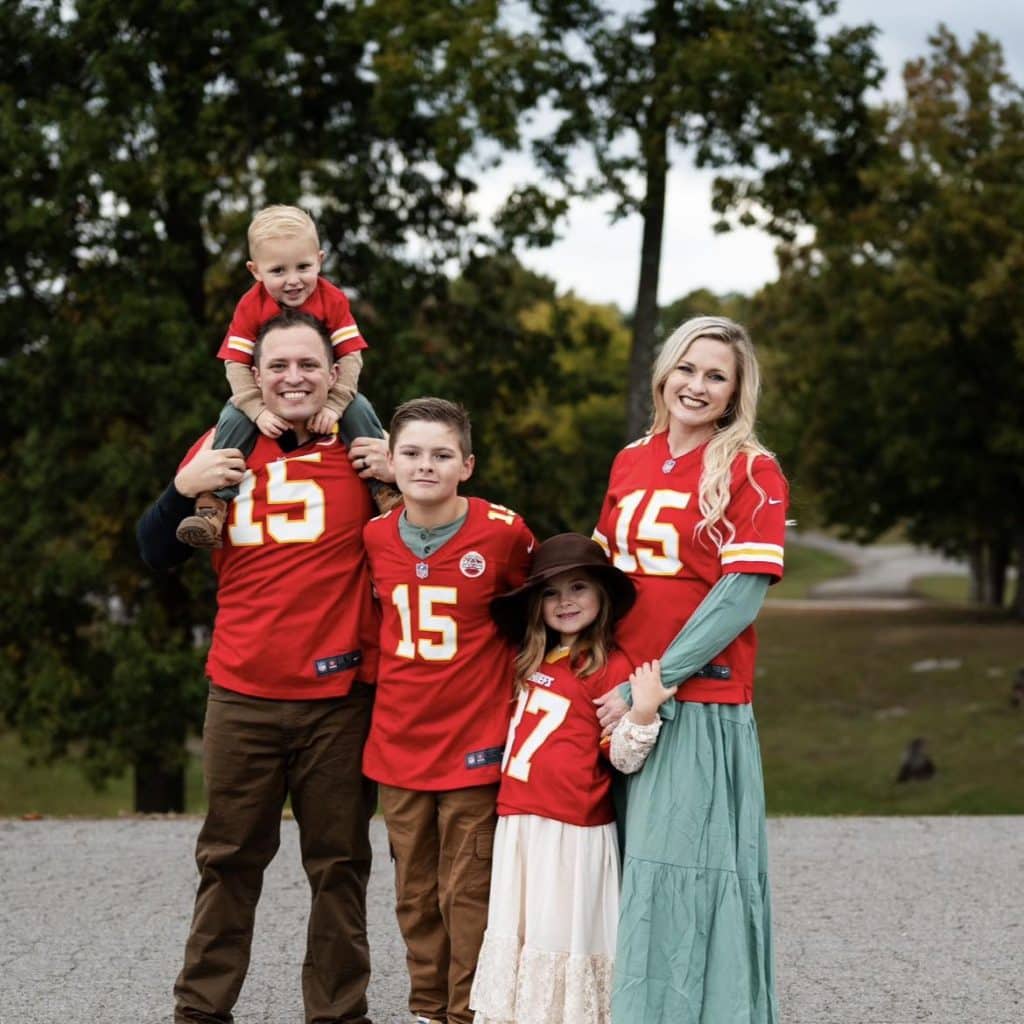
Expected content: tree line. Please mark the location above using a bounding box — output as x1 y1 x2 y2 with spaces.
1 1 1020 810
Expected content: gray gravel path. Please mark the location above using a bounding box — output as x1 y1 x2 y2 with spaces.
2 816 1021 1023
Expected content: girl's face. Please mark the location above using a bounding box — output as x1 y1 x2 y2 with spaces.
541 571 602 646
661 336 737 441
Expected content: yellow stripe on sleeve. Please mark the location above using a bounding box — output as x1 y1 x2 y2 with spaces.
721 542 784 568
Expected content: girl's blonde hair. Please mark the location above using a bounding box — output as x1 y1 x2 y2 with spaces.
650 315 772 550
247 204 320 256
513 571 615 689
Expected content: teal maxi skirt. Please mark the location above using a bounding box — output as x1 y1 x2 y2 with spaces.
611 701 777 1024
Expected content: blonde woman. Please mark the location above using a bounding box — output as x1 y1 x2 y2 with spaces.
593 316 787 1023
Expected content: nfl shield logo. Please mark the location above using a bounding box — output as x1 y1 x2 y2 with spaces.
415 561 430 579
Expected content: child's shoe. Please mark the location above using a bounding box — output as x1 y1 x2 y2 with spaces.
175 493 228 548
372 483 403 514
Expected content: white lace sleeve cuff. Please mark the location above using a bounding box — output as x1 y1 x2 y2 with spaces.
609 715 662 774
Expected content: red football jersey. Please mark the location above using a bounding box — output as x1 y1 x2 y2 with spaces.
593 431 787 704
217 277 367 365
497 648 634 827
362 498 535 790
179 429 379 699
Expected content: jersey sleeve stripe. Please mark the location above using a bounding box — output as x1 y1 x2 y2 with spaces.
330 325 361 342
227 336 255 354
721 543 784 568
592 528 610 555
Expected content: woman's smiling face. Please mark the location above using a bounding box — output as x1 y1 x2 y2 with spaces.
660 336 737 440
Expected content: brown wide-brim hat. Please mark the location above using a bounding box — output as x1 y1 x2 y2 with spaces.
490 532 637 643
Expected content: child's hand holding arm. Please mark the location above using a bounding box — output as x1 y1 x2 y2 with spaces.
610 660 676 775
255 408 291 438
626 660 678 724
307 406 341 436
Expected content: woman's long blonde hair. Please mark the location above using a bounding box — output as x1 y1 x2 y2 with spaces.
512 573 615 689
649 315 772 550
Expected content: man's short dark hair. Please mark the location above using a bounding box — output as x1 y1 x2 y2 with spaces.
389 397 473 458
252 309 333 368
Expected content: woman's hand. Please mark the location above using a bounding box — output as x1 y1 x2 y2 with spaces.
594 685 629 738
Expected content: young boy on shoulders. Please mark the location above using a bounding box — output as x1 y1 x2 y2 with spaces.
361 397 535 1024
176 204 397 548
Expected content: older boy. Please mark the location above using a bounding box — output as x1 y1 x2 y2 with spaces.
177 205 396 547
362 398 535 1024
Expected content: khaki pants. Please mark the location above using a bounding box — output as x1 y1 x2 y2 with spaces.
174 683 376 1024
379 783 498 1024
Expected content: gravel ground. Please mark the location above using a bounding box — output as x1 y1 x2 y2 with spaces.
1 815 1021 1023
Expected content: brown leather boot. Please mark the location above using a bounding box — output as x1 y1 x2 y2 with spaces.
175 493 228 548
371 483 404 514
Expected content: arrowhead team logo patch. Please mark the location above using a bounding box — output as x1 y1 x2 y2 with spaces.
459 551 486 578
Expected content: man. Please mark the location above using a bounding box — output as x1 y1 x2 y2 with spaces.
138 309 379 1024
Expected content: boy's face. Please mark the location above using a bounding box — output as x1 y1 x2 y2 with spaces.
388 420 474 508
247 233 324 309
252 324 337 427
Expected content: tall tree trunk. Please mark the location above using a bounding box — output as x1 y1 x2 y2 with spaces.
626 0 673 439
1011 527 1024 620
627 124 669 438
134 751 186 813
986 540 1008 609
967 542 984 603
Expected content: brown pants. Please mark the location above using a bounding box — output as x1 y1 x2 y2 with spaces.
379 783 498 1024
174 683 376 1024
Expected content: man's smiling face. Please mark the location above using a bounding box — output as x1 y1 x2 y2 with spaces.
253 323 337 429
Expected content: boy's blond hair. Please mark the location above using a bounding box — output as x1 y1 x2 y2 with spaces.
247 205 320 256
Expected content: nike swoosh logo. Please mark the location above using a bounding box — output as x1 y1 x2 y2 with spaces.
768 498 782 505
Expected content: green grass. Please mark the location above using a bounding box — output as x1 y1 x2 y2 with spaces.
4 604 1023 818
756 605 1024 814
766 541 852 600
911 573 971 604
0 732 205 817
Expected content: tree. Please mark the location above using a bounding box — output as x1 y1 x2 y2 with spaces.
0 0 551 809
752 27 1024 614
516 0 882 435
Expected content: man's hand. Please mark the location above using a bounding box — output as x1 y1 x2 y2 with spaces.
255 408 290 438
174 434 246 498
348 436 393 482
594 685 630 738
307 406 341 436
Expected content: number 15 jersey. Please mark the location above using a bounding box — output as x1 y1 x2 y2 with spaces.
362 498 535 791
594 431 787 704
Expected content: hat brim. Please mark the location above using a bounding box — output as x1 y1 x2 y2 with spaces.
490 562 636 644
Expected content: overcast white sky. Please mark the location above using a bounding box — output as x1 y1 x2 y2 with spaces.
475 1 1024 311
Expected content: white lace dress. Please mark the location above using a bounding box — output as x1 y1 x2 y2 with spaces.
470 717 661 1024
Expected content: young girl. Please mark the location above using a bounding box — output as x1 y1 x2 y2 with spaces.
469 533 675 1024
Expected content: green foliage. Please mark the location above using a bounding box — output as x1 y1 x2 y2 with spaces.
366 254 631 537
752 27 1024 611
0 0 551 807
518 1 883 434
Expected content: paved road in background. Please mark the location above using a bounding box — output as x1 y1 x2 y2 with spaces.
791 530 969 601
2 815 1021 1023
